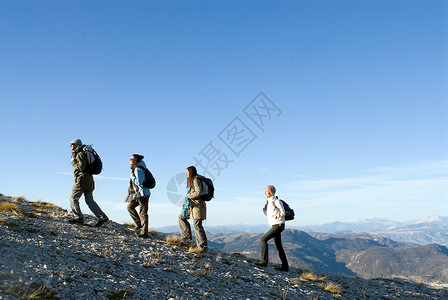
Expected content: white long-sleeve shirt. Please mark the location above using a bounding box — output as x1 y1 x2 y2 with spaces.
266 196 285 226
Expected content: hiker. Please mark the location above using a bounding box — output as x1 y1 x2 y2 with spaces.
178 166 207 253
68 139 109 227
127 154 151 238
256 185 289 271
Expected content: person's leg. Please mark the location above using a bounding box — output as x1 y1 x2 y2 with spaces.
193 219 207 249
178 214 192 240
127 196 142 228
259 225 282 265
139 196 149 236
274 224 288 270
69 190 84 220
84 191 108 220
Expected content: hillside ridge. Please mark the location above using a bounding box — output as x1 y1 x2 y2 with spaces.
1 194 448 299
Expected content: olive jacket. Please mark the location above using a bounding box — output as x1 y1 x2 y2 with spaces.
186 175 207 220
71 145 94 192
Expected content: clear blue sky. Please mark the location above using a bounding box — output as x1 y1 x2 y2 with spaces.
1 0 447 228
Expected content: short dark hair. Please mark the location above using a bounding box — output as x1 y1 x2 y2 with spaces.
131 154 144 163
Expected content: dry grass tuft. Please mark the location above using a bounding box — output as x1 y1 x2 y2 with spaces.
0 217 17 227
320 281 343 295
123 221 134 227
14 196 27 203
150 252 163 264
142 262 154 268
2 282 58 299
187 269 211 280
299 272 318 282
30 201 66 213
0 202 25 216
318 276 327 282
287 278 300 285
299 272 326 283
166 235 187 246
106 289 135 299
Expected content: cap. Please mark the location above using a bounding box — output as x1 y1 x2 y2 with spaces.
265 185 276 196
70 139 82 146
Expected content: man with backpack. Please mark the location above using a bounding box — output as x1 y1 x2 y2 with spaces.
68 139 109 227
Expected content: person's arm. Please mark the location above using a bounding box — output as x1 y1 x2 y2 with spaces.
187 177 202 199
274 198 285 218
73 151 87 172
131 167 145 196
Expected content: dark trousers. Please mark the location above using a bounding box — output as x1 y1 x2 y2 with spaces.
260 224 288 268
127 195 150 235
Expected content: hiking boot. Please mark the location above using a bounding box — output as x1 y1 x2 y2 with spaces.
180 239 193 248
188 246 207 254
94 217 109 227
274 265 289 272
138 232 149 238
68 218 84 225
134 227 147 237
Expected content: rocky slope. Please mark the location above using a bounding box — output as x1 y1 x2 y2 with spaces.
1 194 448 299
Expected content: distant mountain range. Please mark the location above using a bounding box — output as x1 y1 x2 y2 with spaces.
157 223 271 234
301 215 448 247
157 215 448 246
208 230 448 283
157 216 448 283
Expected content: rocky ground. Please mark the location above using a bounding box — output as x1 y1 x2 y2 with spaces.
1 194 448 300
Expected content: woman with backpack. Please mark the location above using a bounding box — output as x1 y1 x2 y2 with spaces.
127 154 151 238
178 166 208 253
256 185 289 271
